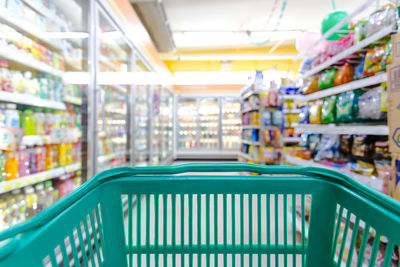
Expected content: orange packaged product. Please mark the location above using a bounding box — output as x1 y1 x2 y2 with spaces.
301 76 319 95
309 100 322 124
334 63 354 86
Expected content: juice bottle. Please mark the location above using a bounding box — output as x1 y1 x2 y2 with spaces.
35 183 46 212
35 146 46 172
17 147 29 178
52 144 59 168
4 104 19 129
21 108 36 135
24 186 37 219
35 108 45 135
58 143 67 166
11 189 25 224
44 181 54 208
44 109 53 135
45 144 53 170
4 151 18 180
28 146 36 174
0 151 5 181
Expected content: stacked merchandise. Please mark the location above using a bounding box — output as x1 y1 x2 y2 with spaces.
285 3 399 265
239 71 283 165
177 99 197 149
0 0 84 230
134 85 149 166
221 101 241 150
199 99 219 149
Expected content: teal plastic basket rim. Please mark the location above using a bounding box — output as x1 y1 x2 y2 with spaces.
0 163 398 243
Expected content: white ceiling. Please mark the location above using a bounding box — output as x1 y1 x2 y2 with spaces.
163 0 388 50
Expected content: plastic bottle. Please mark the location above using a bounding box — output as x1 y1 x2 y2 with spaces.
45 144 53 170
28 146 36 174
44 109 53 135
4 151 18 180
11 189 25 224
0 104 6 128
24 186 37 219
17 146 29 177
0 202 7 231
44 181 54 208
0 60 12 92
21 108 36 135
4 104 19 129
0 151 5 181
35 108 45 135
35 183 46 212
35 146 46 172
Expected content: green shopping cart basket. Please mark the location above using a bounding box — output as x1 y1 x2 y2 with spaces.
0 163 400 267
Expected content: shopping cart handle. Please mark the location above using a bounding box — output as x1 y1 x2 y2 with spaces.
0 162 398 257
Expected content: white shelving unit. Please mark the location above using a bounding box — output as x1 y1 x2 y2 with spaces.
0 9 64 51
282 137 301 143
0 162 81 194
0 91 66 110
22 0 68 29
295 72 387 103
238 151 259 161
0 45 64 77
241 139 261 146
242 125 261 130
286 155 384 192
241 106 260 113
299 25 395 79
294 124 388 135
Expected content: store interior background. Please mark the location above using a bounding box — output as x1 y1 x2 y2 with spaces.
0 0 398 243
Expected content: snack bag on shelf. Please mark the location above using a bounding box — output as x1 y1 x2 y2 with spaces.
321 96 337 124
261 110 271 126
309 100 322 124
315 134 340 161
299 104 310 124
334 63 354 86
348 160 375 176
354 19 368 43
301 76 320 94
366 4 397 38
318 69 338 89
358 86 385 120
375 160 391 195
379 39 392 70
268 90 278 107
336 90 362 123
363 45 386 76
381 82 388 112
353 57 366 80
351 135 374 160
272 110 283 126
374 139 390 161
259 91 269 107
339 135 353 160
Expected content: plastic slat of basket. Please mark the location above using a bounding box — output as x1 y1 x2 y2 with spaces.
231 194 235 266
82 219 95 264
146 194 150 266
89 212 102 264
257 193 262 264
346 217 360 267
332 206 343 257
94 207 105 258
266 194 270 266
76 223 88 266
240 194 244 265
369 233 381 266
283 194 287 266
59 241 70 267
337 212 351 263
275 194 279 264
136 194 141 266
163 194 168 265
357 224 370 267
197 194 201 266
292 195 296 267
301 194 306 263
382 242 395 267
154 194 159 266
128 195 133 267
213 194 217 266
68 232 80 267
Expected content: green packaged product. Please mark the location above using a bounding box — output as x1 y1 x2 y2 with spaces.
336 90 363 123
379 39 392 70
321 95 337 123
318 68 338 89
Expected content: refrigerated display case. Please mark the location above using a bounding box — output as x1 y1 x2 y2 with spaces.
160 87 173 162
96 7 130 172
0 0 87 231
176 95 240 159
222 98 241 150
133 84 149 166
151 85 162 165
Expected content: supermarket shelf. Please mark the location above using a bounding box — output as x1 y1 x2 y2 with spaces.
242 125 261 130
294 124 388 135
22 0 68 29
0 9 64 51
63 95 83 106
238 152 260 162
241 90 260 99
286 155 383 192
21 135 79 146
0 90 66 110
300 25 395 79
0 162 81 194
98 151 126 163
282 137 301 143
241 139 261 146
100 56 119 71
261 125 281 130
0 44 64 77
177 150 238 159
110 84 128 93
295 72 387 103
105 108 127 115
283 109 301 114
283 95 302 100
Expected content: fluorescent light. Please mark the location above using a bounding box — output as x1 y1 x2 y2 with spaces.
40 32 89 39
161 53 297 61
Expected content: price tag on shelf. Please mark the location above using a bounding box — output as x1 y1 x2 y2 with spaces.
66 166 73 172
15 180 24 188
44 173 51 179
26 178 33 185
3 183 13 192
34 176 41 183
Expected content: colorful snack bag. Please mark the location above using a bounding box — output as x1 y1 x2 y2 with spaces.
334 63 354 86
363 45 386 76
321 96 337 124
318 68 338 89
309 100 322 124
